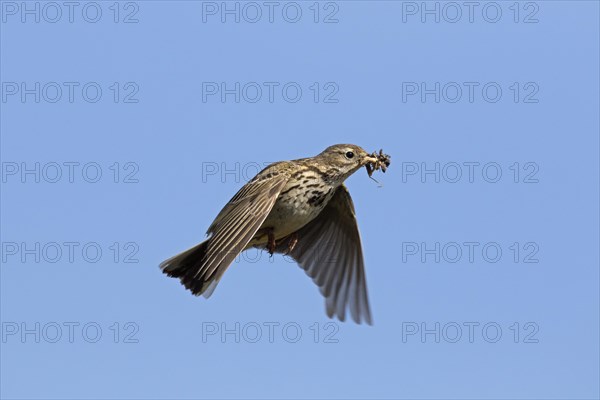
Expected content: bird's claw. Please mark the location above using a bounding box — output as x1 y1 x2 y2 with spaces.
267 230 276 256
286 233 299 254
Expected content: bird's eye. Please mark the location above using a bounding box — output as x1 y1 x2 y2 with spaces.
345 151 354 159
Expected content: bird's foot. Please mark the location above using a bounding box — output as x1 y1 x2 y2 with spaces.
286 233 298 254
267 229 276 256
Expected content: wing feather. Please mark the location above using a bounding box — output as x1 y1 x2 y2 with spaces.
192 168 290 293
274 184 373 325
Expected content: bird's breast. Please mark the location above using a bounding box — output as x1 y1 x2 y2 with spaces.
257 176 335 242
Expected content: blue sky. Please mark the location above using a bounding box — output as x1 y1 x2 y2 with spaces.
1 1 599 399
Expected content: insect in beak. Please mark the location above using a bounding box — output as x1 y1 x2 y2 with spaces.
365 149 391 177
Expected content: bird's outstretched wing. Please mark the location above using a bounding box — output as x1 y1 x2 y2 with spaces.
275 184 373 325
161 163 290 295
203 166 290 280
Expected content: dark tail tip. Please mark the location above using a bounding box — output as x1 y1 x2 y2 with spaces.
160 240 211 296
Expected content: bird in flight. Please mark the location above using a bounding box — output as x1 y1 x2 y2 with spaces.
160 144 390 325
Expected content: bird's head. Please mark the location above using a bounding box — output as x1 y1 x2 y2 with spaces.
317 144 382 182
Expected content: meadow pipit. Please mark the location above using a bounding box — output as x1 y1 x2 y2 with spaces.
160 144 390 324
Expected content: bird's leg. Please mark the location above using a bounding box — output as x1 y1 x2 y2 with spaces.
266 228 277 256
286 232 299 254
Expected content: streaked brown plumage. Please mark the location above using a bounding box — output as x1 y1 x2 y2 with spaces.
160 144 389 324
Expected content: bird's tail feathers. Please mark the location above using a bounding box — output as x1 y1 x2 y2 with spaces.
159 240 220 297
